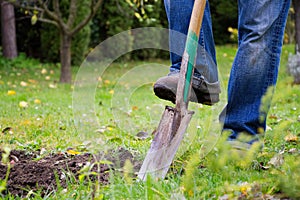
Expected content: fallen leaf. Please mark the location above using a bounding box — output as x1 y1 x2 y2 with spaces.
7 90 16 95
268 115 278 119
49 83 57 88
107 127 114 131
239 182 251 196
20 120 31 125
104 80 110 85
41 68 47 74
66 149 80 155
20 81 28 87
284 134 298 142
34 99 41 104
268 153 284 167
132 106 138 111
40 148 47 155
19 101 29 108
266 125 272 131
288 148 298 154
28 79 37 84
95 126 106 133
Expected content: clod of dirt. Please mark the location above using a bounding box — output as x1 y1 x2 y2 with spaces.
0 148 140 197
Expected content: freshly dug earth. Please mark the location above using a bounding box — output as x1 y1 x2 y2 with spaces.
0 148 140 197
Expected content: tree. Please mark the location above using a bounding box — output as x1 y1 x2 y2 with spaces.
293 0 300 52
1 1 18 58
11 0 103 83
39 1 91 66
209 0 238 44
287 0 300 84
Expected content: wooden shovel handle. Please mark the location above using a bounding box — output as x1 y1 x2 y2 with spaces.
190 0 206 37
176 0 206 110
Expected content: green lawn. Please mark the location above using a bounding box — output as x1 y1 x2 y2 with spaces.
0 45 299 199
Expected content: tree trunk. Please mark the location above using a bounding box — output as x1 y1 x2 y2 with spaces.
293 0 300 53
1 1 17 59
59 33 72 83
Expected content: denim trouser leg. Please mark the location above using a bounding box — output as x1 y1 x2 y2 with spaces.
219 0 291 142
164 0 218 83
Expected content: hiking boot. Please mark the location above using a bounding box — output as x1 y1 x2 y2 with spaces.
153 72 221 105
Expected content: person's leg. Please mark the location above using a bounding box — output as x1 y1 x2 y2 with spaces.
155 0 220 105
220 0 291 144
165 0 218 82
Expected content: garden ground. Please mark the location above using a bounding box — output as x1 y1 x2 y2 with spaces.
0 45 299 199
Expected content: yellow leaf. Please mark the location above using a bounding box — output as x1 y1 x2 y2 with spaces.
49 83 57 89
67 149 80 155
285 134 298 142
132 106 138 111
34 99 41 104
28 79 37 84
20 120 31 126
240 185 250 195
107 127 113 131
31 14 38 25
188 190 194 197
109 90 114 94
7 90 16 95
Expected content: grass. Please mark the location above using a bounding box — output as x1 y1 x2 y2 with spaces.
0 45 300 199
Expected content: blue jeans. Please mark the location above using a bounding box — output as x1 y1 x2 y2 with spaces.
164 0 291 143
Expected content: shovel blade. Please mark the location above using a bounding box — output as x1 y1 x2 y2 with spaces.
138 106 194 181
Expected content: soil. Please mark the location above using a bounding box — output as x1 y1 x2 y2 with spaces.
0 148 140 197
